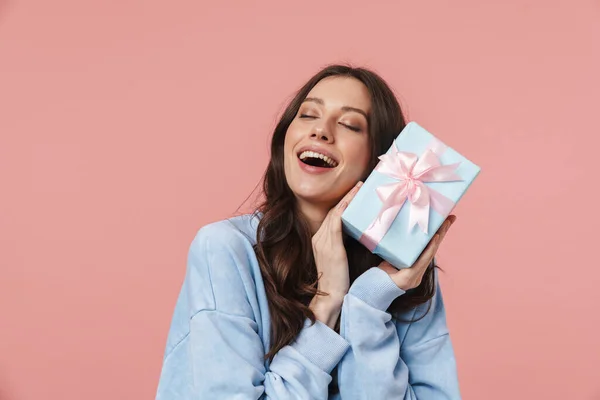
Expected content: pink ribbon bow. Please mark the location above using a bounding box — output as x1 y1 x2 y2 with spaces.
359 140 463 252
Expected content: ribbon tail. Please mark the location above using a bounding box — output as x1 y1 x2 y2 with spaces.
408 200 431 234
360 188 408 252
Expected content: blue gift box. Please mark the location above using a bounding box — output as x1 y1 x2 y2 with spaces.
341 121 481 269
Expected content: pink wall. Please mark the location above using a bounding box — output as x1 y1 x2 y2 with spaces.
1 1 599 399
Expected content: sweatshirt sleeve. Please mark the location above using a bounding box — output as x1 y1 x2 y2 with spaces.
337 267 462 400
155 223 350 400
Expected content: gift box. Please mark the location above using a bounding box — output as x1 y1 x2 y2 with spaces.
341 121 481 269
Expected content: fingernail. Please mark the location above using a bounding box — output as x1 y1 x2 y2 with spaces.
357 181 363 187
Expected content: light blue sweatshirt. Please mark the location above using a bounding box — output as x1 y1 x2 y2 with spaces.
156 214 461 399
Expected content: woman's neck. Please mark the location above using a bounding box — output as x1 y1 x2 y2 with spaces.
296 199 330 235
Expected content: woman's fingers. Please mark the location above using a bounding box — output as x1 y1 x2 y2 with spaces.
337 181 363 212
386 235 439 289
419 234 440 269
415 216 455 268
381 215 457 290
329 181 363 232
438 215 456 239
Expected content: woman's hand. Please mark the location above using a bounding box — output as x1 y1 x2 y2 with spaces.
378 215 456 291
309 181 362 328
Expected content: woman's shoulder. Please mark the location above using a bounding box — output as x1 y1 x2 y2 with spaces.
187 213 263 284
185 213 263 315
192 213 260 253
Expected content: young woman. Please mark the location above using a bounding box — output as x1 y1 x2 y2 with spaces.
156 64 461 399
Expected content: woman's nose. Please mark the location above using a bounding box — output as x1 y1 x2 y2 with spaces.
310 126 332 142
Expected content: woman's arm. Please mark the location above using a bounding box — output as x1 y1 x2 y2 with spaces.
337 267 461 399
155 223 349 400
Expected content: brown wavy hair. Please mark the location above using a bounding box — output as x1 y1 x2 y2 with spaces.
253 64 437 361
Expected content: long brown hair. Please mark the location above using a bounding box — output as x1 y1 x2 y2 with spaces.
253 64 437 361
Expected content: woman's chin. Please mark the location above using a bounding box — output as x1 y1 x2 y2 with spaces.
294 189 340 208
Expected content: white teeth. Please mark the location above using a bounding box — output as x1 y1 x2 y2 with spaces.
299 150 338 167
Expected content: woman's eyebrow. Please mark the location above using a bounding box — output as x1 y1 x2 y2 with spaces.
303 97 369 119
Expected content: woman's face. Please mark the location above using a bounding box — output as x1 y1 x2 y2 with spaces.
283 76 372 210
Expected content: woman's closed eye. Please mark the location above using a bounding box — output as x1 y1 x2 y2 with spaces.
340 122 361 132
299 113 361 132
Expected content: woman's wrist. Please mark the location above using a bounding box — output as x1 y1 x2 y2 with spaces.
309 294 343 330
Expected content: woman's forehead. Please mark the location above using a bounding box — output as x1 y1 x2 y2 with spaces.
306 76 371 113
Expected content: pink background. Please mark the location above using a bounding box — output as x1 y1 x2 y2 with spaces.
1 0 599 399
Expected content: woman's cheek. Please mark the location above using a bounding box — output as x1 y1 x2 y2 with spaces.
347 142 370 172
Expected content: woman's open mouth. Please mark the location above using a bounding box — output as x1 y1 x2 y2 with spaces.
297 150 339 169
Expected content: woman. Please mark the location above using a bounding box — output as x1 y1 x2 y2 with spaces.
156 64 461 399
